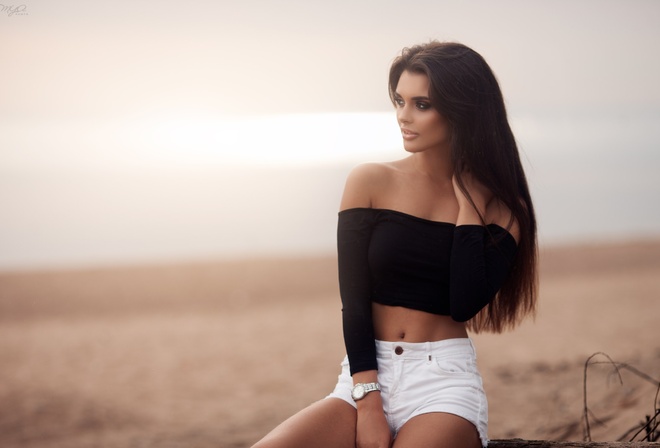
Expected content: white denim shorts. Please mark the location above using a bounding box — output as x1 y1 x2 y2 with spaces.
326 338 488 447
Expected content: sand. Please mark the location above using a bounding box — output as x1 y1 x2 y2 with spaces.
0 240 659 447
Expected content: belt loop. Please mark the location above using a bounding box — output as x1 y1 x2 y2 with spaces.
426 341 432 364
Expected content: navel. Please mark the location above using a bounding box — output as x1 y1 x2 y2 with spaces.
398 332 406 339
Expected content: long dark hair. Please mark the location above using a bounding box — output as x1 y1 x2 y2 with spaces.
388 41 537 333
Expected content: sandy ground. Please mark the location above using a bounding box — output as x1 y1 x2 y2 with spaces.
0 240 659 447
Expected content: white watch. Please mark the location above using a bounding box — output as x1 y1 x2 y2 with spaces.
351 382 381 401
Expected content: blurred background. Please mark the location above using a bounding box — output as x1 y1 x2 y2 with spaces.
1 0 658 270
1 1 659 447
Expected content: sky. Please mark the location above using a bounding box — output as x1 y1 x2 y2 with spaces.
2 1 659 120
1 0 659 269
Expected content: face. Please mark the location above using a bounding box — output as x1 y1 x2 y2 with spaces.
393 70 451 154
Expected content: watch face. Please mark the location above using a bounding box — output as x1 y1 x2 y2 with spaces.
352 384 365 400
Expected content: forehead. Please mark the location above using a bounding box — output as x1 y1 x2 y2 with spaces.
395 70 430 96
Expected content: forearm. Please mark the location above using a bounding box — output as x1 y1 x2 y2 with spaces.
449 224 517 321
338 208 379 375
352 369 378 386
352 370 385 420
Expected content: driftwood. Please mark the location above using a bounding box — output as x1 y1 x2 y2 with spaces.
489 440 660 447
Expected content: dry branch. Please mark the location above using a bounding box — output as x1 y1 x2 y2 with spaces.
489 439 660 447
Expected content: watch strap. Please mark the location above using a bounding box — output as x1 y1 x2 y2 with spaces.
351 382 381 401
361 382 380 393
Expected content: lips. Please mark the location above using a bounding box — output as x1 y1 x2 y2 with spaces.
401 128 419 140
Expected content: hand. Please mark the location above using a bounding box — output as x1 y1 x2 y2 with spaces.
452 169 493 223
356 394 392 448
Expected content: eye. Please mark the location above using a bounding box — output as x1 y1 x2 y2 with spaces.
416 102 431 111
394 97 405 107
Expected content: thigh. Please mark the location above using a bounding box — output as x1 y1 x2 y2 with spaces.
392 412 482 448
251 398 357 448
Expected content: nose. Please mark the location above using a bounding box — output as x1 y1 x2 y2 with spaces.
397 104 412 125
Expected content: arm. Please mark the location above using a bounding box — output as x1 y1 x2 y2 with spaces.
450 224 517 321
337 209 378 375
338 165 392 448
338 164 380 375
450 172 518 322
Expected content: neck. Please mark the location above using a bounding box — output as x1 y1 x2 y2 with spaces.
410 150 453 181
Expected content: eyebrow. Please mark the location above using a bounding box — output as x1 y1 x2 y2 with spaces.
393 92 431 101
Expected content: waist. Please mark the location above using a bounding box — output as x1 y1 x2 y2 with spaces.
372 302 468 342
375 338 476 360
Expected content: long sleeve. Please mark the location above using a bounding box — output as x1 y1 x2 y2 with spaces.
337 208 377 375
449 224 517 322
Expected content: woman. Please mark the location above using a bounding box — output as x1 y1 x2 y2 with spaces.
252 41 537 448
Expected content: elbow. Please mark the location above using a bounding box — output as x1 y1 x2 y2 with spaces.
449 289 495 323
450 309 475 323
449 296 480 322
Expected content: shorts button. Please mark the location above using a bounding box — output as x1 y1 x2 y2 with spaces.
395 346 404 355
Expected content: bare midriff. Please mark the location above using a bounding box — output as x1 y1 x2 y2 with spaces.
372 303 468 342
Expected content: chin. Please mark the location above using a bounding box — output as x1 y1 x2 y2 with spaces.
403 143 425 154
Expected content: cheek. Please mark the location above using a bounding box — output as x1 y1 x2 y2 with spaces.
438 121 451 141
422 115 450 141
417 113 436 132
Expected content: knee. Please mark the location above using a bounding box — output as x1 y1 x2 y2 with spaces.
250 437 279 448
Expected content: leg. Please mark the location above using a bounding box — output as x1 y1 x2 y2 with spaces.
251 398 357 448
392 412 482 448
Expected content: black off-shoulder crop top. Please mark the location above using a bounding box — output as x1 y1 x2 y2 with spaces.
337 208 517 375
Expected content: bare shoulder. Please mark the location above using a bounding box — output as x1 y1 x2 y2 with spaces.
339 162 398 211
486 199 521 243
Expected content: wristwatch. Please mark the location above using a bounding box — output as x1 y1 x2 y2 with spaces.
351 382 381 401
